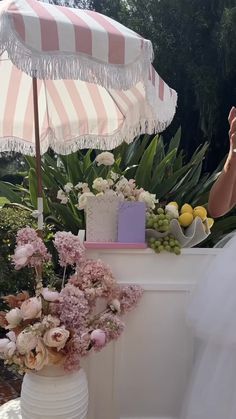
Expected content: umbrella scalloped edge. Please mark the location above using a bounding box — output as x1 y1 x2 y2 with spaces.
0 110 177 155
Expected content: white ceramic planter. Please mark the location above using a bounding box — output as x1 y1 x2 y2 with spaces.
21 366 88 419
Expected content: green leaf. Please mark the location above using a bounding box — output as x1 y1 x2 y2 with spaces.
151 148 178 188
83 150 93 172
0 181 22 204
51 203 82 233
125 135 150 166
153 162 193 199
66 153 84 184
168 127 181 153
135 136 158 189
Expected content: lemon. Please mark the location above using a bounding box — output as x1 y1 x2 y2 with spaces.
168 201 179 209
193 206 207 221
178 213 194 227
206 217 214 229
180 203 193 214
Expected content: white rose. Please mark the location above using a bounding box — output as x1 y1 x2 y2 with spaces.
138 191 157 209
21 297 42 320
75 182 90 192
16 331 38 354
43 327 70 351
165 204 179 219
57 189 68 204
115 176 129 191
0 338 10 353
4 341 16 357
95 152 115 166
25 339 49 371
64 182 73 193
92 177 109 192
5 308 22 329
77 192 95 210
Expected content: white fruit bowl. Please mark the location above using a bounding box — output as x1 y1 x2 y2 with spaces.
169 216 210 247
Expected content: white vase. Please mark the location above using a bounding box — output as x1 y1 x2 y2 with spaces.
20 365 88 419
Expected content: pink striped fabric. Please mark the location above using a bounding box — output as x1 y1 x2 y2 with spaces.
3 0 149 65
0 55 177 155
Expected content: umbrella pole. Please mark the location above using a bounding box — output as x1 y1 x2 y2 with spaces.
32 77 44 233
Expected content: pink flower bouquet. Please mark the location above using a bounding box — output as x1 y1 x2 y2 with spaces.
0 228 143 374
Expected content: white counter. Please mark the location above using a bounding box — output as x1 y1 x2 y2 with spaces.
83 248 220 419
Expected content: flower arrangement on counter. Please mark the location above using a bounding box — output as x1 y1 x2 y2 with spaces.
0 227 143 374
57 151 158 211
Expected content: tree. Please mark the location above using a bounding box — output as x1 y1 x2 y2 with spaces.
89 0 236 170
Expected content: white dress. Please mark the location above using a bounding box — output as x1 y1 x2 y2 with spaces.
180 234 236 419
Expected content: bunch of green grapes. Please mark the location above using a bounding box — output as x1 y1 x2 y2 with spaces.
146 208 171 233
148 235 181 255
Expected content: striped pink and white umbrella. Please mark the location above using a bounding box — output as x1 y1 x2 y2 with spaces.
0 0 177 227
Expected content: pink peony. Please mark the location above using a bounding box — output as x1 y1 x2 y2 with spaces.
41 288 60 302
21 297 42 320
13 244 34 269
14 227 51 269
5 308 22 329
25 339 48 371
43 327 70 351
91 329 106 347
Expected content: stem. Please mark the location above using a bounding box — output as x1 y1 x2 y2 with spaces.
61 266 67 289
35 265 43 297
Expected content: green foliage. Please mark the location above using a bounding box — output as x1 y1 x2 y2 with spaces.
0 207 36 310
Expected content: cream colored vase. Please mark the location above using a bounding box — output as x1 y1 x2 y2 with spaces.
21 366 89 419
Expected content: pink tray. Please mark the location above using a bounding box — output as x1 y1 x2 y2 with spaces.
84 242 147 249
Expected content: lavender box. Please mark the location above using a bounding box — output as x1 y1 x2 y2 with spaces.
117 201 146 243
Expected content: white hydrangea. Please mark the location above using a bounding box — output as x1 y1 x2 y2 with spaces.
92 177 109 192
64 182 73 193
77 192 95 210
138 191 157 209
57 189 68 204
95 152 115 166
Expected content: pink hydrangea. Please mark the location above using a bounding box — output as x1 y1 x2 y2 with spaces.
55 285 90 332
63 333 91 371
74 259 118 300
118 285 144 314
54 232 85 267
95 313 125 343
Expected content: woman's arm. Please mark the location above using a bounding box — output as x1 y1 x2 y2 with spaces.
208 107 236 218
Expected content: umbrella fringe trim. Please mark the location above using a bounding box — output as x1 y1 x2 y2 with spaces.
0 11 154 91
0 112 177 156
